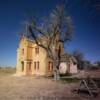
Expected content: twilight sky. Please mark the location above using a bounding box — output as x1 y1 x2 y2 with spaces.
0 0 100 66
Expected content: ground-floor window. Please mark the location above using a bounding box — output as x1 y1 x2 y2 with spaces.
34 62 36 70
21 61 24 72
29 62 31 71
37 61 39 70
34 61 40 70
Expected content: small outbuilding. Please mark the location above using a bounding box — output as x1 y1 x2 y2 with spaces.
59 54 78 74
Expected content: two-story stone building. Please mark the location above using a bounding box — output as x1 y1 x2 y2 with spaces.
16 36 77 76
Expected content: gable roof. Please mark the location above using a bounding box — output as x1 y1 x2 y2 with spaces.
61 53 77 63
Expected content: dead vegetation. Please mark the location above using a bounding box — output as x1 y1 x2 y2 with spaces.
0 67 15 76
0 68 100 100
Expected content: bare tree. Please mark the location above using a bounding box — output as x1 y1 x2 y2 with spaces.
25 4 73 80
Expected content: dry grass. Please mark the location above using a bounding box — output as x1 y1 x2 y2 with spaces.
0 76 100 100
0 76 76 100
0 67 15 76
0 68 100 100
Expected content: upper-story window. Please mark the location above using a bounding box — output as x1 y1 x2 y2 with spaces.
35 46 39 54
48 61 53 71
22 49 24 55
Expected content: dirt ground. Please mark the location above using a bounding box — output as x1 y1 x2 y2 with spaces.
0 75 100 100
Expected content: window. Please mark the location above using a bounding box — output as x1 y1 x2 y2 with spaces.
73 62 77 65
21 62 24 72
48 61 53 71
34 61 40 70
37 61 39 70
29 62 31 70
48 62 51 70
35 46 39 54
22 49 24 55
55 48 58 52
34 62 36 70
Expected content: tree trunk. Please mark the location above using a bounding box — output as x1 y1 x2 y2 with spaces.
54 69 60 81
53 61 60 81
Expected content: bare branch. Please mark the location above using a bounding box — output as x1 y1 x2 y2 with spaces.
25 4 73 80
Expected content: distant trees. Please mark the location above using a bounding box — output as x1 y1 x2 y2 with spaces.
72 50 100 70
82 60 91 70
24 4 73 80
95 61 100 67
72 50 84 70
92 61 100 70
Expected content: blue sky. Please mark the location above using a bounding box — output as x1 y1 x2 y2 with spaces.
0 0 100 67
